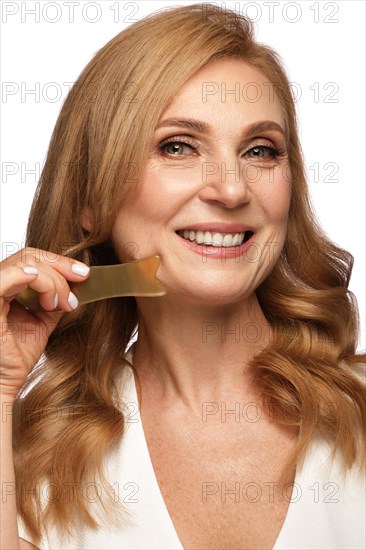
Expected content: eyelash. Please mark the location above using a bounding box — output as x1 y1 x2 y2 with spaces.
157 136 284 160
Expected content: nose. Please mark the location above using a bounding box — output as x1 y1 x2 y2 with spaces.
198 158 250 209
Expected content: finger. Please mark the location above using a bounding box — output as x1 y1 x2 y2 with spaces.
21 250 91 311
15 248 90 283
20 265 79 312
2 249 91 312
2 262 70 312
0 264 40 301
7 298 64 339
9 263 59 312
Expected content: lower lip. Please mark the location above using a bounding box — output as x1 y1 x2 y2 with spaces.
175 232 256 260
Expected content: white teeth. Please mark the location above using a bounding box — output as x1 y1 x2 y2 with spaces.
203 231 212 244
178 230 247 247
223 234 233 247
212 232 223 246
195 230 204 244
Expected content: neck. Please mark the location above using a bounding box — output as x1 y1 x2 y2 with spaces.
132 293 271 408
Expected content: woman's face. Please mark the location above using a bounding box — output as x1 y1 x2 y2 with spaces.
111 58 291 305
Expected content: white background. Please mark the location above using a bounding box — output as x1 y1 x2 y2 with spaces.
1 0 365 350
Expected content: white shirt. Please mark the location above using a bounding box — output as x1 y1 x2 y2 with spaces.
18 349 366 549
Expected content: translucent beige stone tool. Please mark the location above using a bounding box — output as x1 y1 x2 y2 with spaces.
16 255 166 312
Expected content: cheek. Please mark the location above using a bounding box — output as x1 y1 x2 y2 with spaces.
255 167 291 222
134 164 200 222
112 165 199 245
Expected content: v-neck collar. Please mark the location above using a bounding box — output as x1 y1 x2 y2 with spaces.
118 347 365 550
121 347 302 549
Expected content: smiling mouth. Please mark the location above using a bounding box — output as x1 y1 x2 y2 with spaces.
176 229 254 247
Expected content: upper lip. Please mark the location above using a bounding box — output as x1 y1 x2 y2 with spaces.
175 222 254 233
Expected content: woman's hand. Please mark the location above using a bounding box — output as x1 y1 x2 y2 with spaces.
0 247 90 400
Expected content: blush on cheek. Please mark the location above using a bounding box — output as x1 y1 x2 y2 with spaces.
258 190 291 220
259 167 291 216
137 169 197 221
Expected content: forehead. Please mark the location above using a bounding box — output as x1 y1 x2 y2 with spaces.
161 58 285 129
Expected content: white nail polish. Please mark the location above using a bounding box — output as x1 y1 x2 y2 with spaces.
54 293 59 309
68 291 79 310
23 266 38 275
71 263 90 276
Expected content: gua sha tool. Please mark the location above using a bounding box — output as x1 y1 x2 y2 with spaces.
16 255 166 313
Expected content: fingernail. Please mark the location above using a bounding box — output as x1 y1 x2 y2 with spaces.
54 293 59 309
68 291 79 310
23 266 38 275
71 263 90 276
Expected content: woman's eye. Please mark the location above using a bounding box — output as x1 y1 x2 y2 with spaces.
160 140 196 156
246 145 280 159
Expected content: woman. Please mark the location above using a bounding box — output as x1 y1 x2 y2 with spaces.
1 4 365 549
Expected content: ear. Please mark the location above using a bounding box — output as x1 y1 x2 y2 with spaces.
80 207 94 232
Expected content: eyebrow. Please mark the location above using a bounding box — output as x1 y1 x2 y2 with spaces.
155 118 286 138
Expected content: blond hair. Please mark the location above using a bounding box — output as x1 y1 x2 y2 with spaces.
14 3 365 543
